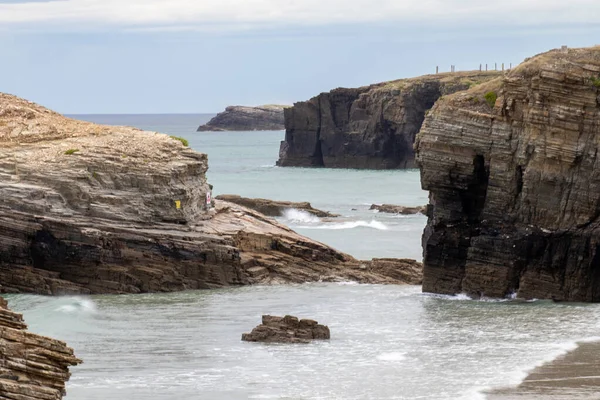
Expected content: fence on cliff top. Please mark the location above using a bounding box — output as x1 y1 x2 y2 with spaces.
436 63 513 74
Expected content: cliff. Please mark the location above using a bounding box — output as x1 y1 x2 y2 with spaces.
0 93 421 294
197 105 287 131
277 71 501 169
415 46 600 301
0 296 80 399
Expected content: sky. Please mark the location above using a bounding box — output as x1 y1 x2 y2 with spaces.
1 0 599 114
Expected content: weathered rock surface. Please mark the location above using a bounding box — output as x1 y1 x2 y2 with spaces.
0 93 422 294
197 105 288 131
415 46 600 301
370 204 427 215
277 71 501 169
0 296 81 399
215 194 338 218
242 315 330 344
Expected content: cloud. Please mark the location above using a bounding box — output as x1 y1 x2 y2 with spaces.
1 0 599 32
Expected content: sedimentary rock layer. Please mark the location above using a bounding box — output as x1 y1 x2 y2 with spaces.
242 315 330 344
215 194 338 217
0 93 421 294
0 296 80 399
277 71 500 169
415 46 600 301
197 105 287 131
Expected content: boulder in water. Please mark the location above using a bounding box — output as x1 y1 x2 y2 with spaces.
242 315 330 344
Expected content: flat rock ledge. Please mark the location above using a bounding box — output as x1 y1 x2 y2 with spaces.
370 204 427 215
216 194 339 218
242 315 330 344
0 297 81 399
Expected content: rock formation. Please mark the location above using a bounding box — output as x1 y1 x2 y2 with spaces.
242 315 330 344
0 296 81 399
277 71 501 169
0 93 421 294
215 194 338 217
415 46 600 301
370 204 426 215
197 105 288 131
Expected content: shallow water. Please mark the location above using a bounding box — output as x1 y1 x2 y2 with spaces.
31 114 598 400
8 287 600 400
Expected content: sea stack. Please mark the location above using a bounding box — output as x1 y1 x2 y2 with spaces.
415 46 600 302
197 105 288 131
277 71 501 169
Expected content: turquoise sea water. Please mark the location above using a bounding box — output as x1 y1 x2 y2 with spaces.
7 114 599 400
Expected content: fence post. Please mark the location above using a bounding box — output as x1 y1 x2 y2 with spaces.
436 66 439 74
502 63 504 71
486 64 488 71
495 63 497 71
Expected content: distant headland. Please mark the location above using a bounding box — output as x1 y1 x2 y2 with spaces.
197 104 290 131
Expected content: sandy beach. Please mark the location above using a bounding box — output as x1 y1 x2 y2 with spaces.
488 340 600 399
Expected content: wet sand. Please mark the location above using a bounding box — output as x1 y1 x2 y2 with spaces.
487 341 600 399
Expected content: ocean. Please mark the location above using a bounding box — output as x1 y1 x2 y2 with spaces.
7 114 600 399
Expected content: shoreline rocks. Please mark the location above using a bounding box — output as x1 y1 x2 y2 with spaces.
277 71 501 169
0 296 81 399
415 46 600 302
215 194 339 217
197 105 288 131
370 204 426 215
242 315 330 344
0 93 422 295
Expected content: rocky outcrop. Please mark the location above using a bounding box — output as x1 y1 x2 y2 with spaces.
370 204 426 215
415 46 600 301
0 93 421 294
242 315 330 344
215 194 338 217
277 71 501 169
0 296 81 399
197 105 288 131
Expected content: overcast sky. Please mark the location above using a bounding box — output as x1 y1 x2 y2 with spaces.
1 0 599 113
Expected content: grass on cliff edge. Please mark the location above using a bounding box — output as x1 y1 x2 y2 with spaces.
64 148 79 155
170 136 189 147
484 91 498 108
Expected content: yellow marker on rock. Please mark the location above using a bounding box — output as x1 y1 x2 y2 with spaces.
175 200 181 209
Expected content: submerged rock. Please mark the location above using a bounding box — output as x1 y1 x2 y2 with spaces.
277 71 501 169
0 93 422 294
215 194 338 217
370 204 426 215
0 296 81 399
415 46 600 302
242 315 330 344
197 105 288 131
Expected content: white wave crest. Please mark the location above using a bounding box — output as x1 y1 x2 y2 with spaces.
299 220 389 231
55 297 97 314
282 209 321 224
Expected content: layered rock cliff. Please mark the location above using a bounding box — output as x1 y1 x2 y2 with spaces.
415 46 600 301
0 93 421 294
0 296 80 399
197 105 287 131
277 71 501 169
